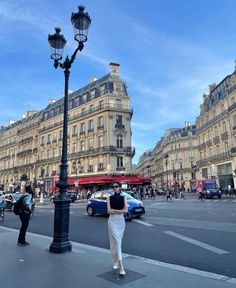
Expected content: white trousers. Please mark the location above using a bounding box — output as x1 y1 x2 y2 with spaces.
108 214 125 262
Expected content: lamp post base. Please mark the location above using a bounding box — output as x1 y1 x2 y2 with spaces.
49 198 72 253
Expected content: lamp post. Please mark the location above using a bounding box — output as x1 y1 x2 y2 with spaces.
40 168 45 203
164 153 169 189
48 5 91 253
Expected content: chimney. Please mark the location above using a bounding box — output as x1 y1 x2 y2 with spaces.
109 62 120 77
22 110 37 119
48 98 57 105
90 77 98 83
9 120 17 125
184 121 190 129
209 83 217 93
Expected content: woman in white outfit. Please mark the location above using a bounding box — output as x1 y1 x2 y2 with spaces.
107 182 128 276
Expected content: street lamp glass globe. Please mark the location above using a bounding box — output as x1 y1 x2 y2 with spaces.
71 5 91 43
48 27 66 60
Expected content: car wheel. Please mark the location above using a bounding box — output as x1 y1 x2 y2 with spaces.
218 196 221 199
87 206 94 216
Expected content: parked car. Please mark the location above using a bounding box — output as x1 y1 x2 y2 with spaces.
3 193 35 216
86 190 145 220
4 193 23 211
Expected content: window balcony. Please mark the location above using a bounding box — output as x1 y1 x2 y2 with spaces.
221 131 228 141
213 136 220 144
116 167 125 171
115 124 125 129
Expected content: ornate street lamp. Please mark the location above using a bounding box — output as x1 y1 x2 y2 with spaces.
164 153 169 189
48 5 91 254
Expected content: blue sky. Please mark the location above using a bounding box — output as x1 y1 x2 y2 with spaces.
1 0 236 164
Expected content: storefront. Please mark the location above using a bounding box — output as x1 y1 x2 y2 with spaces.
217 163 234 189
50 175 151 194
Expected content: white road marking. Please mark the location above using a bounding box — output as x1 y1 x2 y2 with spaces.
232 199 236 202
133 219 154 227
164 231 229 255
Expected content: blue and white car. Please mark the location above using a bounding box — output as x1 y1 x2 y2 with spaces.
86 190 145 220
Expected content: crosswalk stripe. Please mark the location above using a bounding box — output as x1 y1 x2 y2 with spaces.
164 231 229 254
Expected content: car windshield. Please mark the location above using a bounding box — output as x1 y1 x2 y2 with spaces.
204 183 218 189
121 192 134 200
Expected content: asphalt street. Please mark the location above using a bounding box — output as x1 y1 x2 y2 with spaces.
1 195 236 279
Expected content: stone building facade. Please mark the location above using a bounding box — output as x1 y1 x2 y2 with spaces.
136 62 236 191
136 124 198 191
0 63 135 192
196 65 236 189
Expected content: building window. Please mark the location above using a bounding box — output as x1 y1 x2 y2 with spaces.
80 122 85 133
89 104 94 113
88 120 94 131
98 136 103 148
99 100 104 109
117 134 123 148
73 143 77 153
222 121 227 133
98 116 104 128
117 156 123 167
41 136 44 144
115 99 121 109
89 138 93 149
47 134 51 143
72 125 78 136
81 108 86 116
81 141 85 151
88 165 93 172
224 142 229 152
202 168 208 178
95 88 100 98
116 115 122 125
52 148 56 158
98 163 104 171
86 93 91 102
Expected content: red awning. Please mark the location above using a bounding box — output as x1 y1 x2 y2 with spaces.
54 175 151 186
76 176 114 185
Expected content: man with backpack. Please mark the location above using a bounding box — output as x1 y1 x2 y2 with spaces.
16 185 34 246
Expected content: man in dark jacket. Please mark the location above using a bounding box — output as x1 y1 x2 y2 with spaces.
18 185 33 246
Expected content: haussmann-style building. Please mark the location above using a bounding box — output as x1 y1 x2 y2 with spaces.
0 63 150 195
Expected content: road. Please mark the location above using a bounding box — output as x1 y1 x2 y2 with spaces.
1 194 236 278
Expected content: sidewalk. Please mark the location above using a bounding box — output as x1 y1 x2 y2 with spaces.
0 226 236 288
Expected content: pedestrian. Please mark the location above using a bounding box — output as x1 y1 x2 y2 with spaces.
150 187 155 200
179 186 185 199
17 184 34 246
107 182 128 276
166 188 172 201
